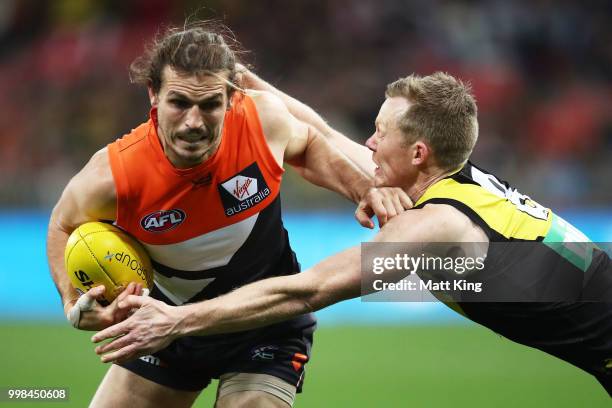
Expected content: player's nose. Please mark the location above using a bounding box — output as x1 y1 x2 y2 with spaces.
184 105 204 130
365 134 377 152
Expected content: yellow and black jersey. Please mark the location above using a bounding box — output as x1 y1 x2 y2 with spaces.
412 162 611 393
414 161 598 276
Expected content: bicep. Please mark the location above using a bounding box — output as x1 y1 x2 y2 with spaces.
51 149 116 232
282 117 311 166
250 91 309 166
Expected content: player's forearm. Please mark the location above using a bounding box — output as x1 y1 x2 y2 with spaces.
174 246 362 337
47 213 80 307
298 128 372 203
243 70 333 137
176 275 316 336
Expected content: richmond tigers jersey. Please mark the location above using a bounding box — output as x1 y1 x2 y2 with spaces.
413 162 609 330
414 161 596 271
413 162 612 387
412 161 604 305
107 94 315 342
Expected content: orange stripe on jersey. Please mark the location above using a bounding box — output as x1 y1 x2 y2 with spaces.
107 94 284 245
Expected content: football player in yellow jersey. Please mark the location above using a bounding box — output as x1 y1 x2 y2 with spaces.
93 71 611 396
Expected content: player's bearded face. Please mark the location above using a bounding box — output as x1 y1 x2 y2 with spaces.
153 67 230 169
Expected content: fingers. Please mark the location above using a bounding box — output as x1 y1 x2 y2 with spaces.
391 194 405 215
355 203 375 229
356 187 413 229
396 189 413 210
106 283 138 322
95 332 133 356
87 285 106 299
235 62 247 73
91 320 129 343
115 282 137 304
117 294 149 310
367 189 392 228
99 343 139 364
67 286 104 328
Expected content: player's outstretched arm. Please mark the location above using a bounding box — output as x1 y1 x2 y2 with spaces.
252 90 410 228
174 204 466 336
239 66 375 176
47 148 138 330
91 205 471 364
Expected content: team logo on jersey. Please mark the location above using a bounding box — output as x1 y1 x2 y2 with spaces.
218 162 271 217
140 209 186 233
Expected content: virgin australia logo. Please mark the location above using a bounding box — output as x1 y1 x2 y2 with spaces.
217 163 271 217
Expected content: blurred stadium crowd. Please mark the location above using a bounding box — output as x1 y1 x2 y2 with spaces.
1 0 610 209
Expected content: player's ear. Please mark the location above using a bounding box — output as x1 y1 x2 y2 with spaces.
226 90 233 111
411 141 429 165
147 82 159 106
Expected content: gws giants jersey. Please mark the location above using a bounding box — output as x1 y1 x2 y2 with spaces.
108 94 315 341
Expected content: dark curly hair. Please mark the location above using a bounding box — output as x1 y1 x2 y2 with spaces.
129 21 244 97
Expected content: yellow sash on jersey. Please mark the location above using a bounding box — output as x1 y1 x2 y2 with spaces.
415 178 552 241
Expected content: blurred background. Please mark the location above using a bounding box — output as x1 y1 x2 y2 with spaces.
0 0 610 407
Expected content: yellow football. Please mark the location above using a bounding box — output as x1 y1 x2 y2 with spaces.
65 222 153 306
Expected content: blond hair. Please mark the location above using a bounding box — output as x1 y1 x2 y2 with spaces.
385 72 478 170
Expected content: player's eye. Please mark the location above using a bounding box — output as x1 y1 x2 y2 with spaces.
170 99 191 109
199 101 222 111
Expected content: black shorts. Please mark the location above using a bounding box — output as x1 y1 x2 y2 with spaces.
118 320 315 392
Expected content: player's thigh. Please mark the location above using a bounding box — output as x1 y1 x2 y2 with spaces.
89 364 201 408
214 372 296 408
215 391 290 408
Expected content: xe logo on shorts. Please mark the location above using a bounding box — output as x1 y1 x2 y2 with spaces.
251 345 279 361
218 162 270 217
140 209 186 232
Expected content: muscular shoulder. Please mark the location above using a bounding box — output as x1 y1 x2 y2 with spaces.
52 148 117 229
376 203 487 243
85 148 114 184
247 90 293 145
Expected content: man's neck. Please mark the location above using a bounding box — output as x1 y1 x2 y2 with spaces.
407 166 459 204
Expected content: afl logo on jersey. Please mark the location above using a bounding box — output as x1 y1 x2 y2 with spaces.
218 162 271 217
140 209 186 233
